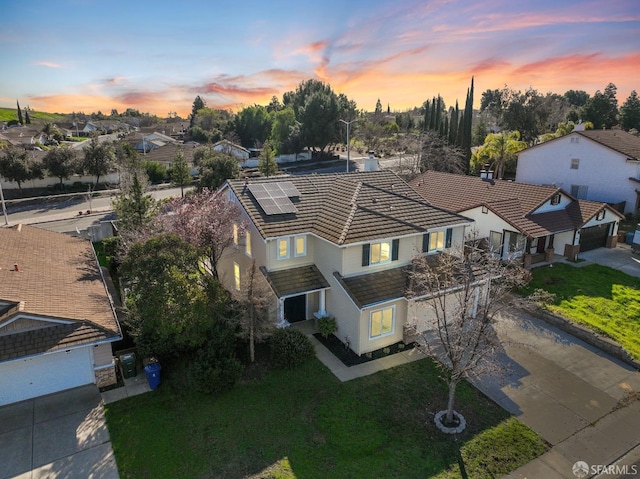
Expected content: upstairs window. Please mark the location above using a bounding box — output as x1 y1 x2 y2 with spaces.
422 228 453 253
277 238 290 260
551 194 561 205
570 158 580 169
596 210 605 221
362 239 399 266
294 235 306 257
245 231 252 257
233 223 239 246
233 263 241 291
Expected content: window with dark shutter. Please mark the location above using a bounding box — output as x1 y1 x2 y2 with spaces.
362 243 370 266
445 228 453 248
422 233 429 252
391 239 399 261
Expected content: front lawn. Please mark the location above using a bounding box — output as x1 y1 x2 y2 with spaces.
521 263 640 360
106 357 546 479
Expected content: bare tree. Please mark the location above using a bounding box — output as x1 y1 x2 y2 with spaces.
233 260 274 363
418 130 466 175
406 236 529 428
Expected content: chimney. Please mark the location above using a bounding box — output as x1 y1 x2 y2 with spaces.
480 163 494 180
14 264 20 272
364 151 379 171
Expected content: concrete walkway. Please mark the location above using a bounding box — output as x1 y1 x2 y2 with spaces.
0 385 119 479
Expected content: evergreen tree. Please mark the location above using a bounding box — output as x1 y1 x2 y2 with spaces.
170 147 192 197
190 95 206 127
462 77 474 173
25 109 31 125
258 141 278 177
16 100 23 125
620 90 640 132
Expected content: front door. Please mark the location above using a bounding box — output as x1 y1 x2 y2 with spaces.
536 237 546 253
284 294 306 323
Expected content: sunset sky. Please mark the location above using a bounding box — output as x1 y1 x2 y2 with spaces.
2 0 639 118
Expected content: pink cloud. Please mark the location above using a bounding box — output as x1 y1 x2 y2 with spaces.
35 61 62 68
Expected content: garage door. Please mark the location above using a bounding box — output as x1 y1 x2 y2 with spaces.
0 347 94 406
580 224 609 252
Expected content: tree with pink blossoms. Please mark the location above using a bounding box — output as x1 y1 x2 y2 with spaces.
160 188 244 280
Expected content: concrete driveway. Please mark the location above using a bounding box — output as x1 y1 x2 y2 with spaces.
470 309 640 478
0 385 119 479
577 243 640 278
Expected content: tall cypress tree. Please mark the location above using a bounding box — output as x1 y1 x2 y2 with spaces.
25 109 31 125
429 97 437 130
462 77 474 173
16 100 23 125
423 99 431 131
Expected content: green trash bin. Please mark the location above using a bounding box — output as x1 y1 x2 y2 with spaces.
121 352 137 378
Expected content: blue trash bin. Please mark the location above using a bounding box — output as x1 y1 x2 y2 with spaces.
144 362 161 390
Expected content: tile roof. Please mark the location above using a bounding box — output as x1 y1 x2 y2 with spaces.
335 267 409 308
260 265 330 298
409 171 619 238
139 143 197 165
576 130 640 160
0 225 121 360
227 170 471 245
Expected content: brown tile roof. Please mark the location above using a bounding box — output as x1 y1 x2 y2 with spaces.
335 267 409 308
260 265 330 298
0 225 121 360
409 171 620 238
577 130 640 160
139 143 197 165
227 170 471 245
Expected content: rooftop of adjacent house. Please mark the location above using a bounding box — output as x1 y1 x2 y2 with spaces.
226 170 471 245
0 225 120 360
410 171 618 238
138 142 197 164
576 130 640 160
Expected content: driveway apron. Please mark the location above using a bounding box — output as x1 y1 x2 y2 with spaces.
0 384 119 479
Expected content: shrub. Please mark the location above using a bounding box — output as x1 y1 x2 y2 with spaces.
142 160 167 184
318 315 337 339
189 341 244 394
269 328 315 369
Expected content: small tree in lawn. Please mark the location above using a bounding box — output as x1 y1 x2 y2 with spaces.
234 259 273 363
160 188 244 281
82 137 115 188
170 147 191 197
43 147 78 190
407 236 529 428
258 140 278 177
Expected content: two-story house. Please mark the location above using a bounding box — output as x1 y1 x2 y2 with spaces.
220 170 473 355
410 171 623 266
515 128 640 215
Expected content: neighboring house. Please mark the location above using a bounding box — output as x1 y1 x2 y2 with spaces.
0 225 121 406
410 171 623 266
220 170 473 356
213 139 250 163
133 131 178 153
140 142 197 172
515 128 640 215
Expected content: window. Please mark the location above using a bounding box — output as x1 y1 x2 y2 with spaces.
489 231 502 253
362 239 399 266
245 231 252 257
570 158 580 169
422 229 452 253
371 241 391 264
551 194 561 205
233 263 241 291
596 210 605 221
508 232 523 253
294 235 306 257
277 238 290 260
430 231 444 251
370 306 394 339
482 205 489 214
233 223 239 246
570 136 580 144
571 184 588 199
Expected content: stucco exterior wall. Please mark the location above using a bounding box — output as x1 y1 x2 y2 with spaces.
516 133 640 214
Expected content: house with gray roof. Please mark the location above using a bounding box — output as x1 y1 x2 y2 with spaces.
0 225 122 405
410 170 623 266
515 128 640 215
221 170 473 356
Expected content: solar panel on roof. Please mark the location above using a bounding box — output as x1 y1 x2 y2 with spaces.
247 180 300 215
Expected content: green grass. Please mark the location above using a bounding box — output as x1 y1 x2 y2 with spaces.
105 357 547 479
521 263 640 360
0 107 66 123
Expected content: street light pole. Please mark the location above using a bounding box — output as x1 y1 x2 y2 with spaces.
339 119 357 173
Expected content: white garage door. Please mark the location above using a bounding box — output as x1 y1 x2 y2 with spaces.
0 347 94 406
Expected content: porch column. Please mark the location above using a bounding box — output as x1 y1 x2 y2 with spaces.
316 289 327 317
